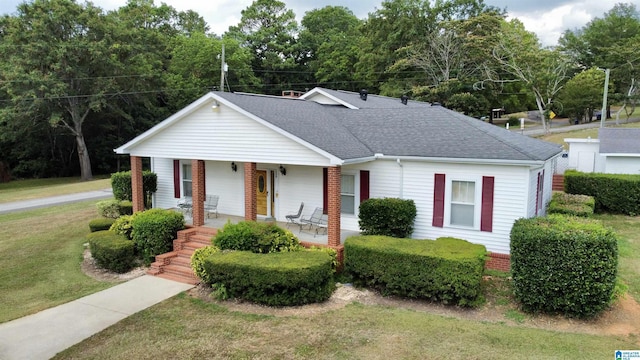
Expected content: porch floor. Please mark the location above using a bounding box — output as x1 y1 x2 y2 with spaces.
182 211 359 246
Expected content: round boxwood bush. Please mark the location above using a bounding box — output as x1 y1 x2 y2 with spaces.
88 230 136 273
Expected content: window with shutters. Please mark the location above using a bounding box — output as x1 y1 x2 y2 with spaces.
450 180 476 227
182 164 192 197
341 174 355 214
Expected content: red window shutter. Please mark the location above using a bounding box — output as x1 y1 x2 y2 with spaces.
360 170 370 203
481 176 495 232
173 160 180 198
432 173 445 227
202 161 206 195
322 167 328 215
535 172 541 215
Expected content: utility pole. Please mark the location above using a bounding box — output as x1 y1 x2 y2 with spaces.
600 68 610 128
220 43 225 92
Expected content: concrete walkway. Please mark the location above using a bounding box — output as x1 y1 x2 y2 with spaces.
0 275 194 360
0 188 114 214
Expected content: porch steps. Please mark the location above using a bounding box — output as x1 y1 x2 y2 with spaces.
147 227 218 285
552 174 565 191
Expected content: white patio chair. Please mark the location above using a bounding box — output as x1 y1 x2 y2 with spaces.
204 195 219 218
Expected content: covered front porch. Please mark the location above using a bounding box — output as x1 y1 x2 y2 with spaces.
130 156 349 255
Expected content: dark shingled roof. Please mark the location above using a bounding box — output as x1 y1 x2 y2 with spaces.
216 90 561 162
599 128 640 154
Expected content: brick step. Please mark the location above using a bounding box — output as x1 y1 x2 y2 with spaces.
183 241 209 252
189 233 214 244
170 256 191 267
177 249 195 259
154 272 198 285
163 263 197 278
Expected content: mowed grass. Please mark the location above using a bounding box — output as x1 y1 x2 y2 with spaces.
0 176 110 203
56 213 640 358
0 201 113 323
597 214 640 302
54 293 636 359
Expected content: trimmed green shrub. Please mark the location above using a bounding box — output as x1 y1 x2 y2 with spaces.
89 217 116 232
111 170 157 208
358 198 417 238
118 200 133 215
109 215 134 240
191 246 219 284
88 231 136 273
306 246 338 272
96 199 121 219
564 170 640 215
345 236 486 307
510 215 618 318
203 250 335 306
131 209 185 264
213 221 302 253
547 192 594 217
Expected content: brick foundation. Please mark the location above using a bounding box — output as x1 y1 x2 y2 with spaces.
485 252 510 272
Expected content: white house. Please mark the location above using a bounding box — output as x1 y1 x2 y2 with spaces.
115 88 562 270
565 128 640 174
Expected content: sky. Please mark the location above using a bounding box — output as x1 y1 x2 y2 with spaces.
0 0 636 46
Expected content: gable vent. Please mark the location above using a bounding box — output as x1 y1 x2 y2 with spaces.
359 89 368 101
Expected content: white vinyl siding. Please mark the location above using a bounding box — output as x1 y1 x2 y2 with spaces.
129 101 332 166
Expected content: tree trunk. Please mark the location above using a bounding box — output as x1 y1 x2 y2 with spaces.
76 133 93 181
534 97 547 133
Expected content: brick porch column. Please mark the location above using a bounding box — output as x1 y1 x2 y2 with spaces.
130 156 144 213
191 159 205 227
244 162 257 221
327 166 341 247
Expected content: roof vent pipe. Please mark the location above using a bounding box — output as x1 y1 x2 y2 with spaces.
401 94 409 105
360 89 368 101
431 102 441 107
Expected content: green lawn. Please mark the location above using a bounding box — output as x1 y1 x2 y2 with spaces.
0 177 110 203
0 201 114 323
53 293 635 359
55 213 640 359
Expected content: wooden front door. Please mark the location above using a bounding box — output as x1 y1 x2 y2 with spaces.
256 170 268 215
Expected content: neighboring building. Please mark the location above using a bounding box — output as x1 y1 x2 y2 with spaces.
115 88 562 270
565 128 640 174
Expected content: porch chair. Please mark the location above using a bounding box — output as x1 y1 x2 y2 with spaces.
177 196 192 217
204 195 219 218
299 207 324 233
285 202 304 228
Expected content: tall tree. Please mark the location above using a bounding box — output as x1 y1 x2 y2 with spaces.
557 68 613 123
298 6 363 90
226 0 299 95
166 34 259 108
559 3 640 122
0 0 122 180
487 19 571 132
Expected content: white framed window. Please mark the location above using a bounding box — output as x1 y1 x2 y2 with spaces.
182 163 192 197
341 174 356 214
446 177 481 228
